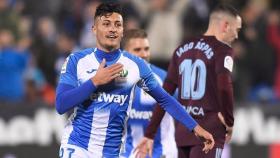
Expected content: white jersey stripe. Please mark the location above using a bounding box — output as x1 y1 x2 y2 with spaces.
61 108 77 145
121 84 137 154
88 109 111 154
160 113 177 158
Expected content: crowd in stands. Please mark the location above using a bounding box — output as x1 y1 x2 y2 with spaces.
0 0 279 106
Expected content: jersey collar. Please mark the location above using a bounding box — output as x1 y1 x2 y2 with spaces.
94 48 121 64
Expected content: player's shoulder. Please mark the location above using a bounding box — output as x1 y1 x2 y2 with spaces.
173 36 202 56
69 48 95 60
122 50 140 60
206 36 233 54
122 50 147 64
175 36 199 50
150 64 166 75
215 44 233 58
150 64 167 79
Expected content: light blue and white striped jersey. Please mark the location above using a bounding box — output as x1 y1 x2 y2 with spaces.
58 48 160 157
121 64 177 158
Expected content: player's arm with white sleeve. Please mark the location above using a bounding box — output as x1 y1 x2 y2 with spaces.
56 56 123 114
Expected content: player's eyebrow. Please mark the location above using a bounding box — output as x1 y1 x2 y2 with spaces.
101 19 110 22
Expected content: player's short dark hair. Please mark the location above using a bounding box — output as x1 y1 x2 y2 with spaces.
94 2 123 21
122 29 148 48
211 4 239 17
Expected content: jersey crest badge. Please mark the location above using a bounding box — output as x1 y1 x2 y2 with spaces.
119 69 128 78
115 69 128 83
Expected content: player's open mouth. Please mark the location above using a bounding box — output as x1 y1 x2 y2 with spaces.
106 35 117 39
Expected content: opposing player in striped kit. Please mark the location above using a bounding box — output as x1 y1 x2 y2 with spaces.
120 29 177 158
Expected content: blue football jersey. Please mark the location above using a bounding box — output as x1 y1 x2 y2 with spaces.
58 48 160 157
122 65 177 158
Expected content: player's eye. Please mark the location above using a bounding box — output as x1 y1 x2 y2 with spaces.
134 48 141 52
103 22 110 27
115 22 122 28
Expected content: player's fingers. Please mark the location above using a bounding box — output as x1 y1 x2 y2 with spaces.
111 67 124 76
107 63 123 71
148 150 152 157
135 151 147 158
209 134 215 149
225 133 232 143
225 136 230 144
134 148 141 158
218 112 226 126
107 65 123 76
148 145 153 157
203 134 215 153
134 141 146 153
202 141 213 153
202 142 210 153
134 144 147 158
109 73 120 80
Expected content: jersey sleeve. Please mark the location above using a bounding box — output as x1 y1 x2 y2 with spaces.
216 47 234 127
165 50 179 86
58 54 78 87
136 59 159 92
146 84 197 131
55 53 97 114
145 81 178 139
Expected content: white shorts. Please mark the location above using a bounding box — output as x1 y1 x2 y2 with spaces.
59 144 96 158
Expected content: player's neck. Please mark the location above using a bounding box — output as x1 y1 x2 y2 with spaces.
204 29 222 42
204 27 216 37
96 42 120 53
204 31 231 47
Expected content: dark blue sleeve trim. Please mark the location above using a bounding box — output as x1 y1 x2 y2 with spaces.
147 84 198 131
55 80 97 114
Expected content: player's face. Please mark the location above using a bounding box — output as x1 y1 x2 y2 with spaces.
93 12 124 52
224 16 242 45
125 38 150 61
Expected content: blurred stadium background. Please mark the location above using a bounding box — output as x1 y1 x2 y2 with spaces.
0 0 280 157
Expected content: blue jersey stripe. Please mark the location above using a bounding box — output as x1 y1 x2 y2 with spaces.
68 104 95 149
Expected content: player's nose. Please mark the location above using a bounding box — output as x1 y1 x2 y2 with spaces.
109 25 117 32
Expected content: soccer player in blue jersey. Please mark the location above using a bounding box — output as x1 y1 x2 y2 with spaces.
56 2 214 158
120 29 178 158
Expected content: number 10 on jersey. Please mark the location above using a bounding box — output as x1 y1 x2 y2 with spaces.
179 59 206 100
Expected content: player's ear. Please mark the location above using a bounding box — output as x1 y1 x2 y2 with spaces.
221 20 229 33
92 24 97 34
